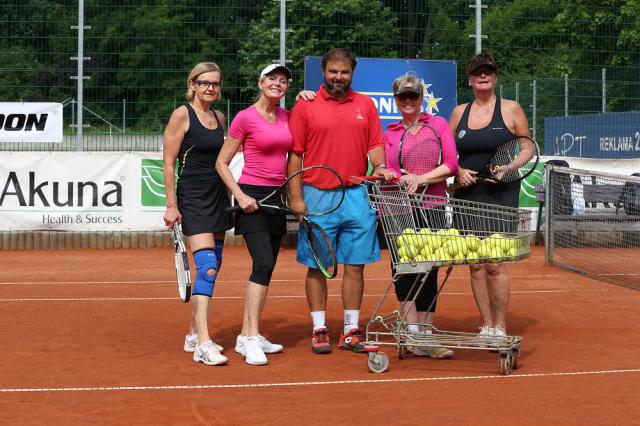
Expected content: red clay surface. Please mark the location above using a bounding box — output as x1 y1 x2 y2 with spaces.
1 245 639 425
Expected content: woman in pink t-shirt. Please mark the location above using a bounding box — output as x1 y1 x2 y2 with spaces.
383 74 458 359
216 64 293 366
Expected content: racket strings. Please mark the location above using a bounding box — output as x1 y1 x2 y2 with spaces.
299 168 345 216
400 125 441 176
306 224 336 277
490 137 536 183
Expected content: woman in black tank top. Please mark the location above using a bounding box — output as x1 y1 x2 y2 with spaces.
162 62 230 366
448 53 531 341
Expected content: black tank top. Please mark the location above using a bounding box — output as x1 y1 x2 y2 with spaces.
455 96 515 175
454 97 520 206
177 104 224 180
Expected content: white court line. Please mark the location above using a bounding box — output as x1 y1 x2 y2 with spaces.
1 368 639 394
0 289 605 303
0 274 570 285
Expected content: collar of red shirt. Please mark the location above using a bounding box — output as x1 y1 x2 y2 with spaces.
318 85 356 103
386 112 433 132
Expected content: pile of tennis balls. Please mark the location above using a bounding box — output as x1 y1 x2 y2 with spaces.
396 228 528 265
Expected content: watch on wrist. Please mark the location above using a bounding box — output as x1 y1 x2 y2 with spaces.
375 162 386 169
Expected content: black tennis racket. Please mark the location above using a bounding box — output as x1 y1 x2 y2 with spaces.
171 223 191 303
398 122 443 178
301 218 337 279
447 135 540 193
226 165 345 217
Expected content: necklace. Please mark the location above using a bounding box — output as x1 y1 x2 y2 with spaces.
192 104 214 127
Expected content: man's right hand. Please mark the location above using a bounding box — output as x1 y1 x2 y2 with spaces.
289 198 307 222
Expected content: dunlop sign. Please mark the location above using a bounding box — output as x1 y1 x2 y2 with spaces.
0 102 63 143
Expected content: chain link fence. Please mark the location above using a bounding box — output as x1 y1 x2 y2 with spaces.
2 0 639 151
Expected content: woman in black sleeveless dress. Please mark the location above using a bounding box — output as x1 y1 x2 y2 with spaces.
163 62 231 366
449 53 530 340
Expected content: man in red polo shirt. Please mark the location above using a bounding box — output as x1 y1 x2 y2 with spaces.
288 48 395 355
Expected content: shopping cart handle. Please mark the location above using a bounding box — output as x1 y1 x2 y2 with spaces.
349 175 388 185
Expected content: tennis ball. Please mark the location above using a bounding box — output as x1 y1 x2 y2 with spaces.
506 247 518 259
425 234 442 251
489 246 504 263
420 245 433 258
402 228 417 235
478 243 492 259
419 227 431 235
444 240 458 257
414 254 427 263
467 251 479 264
453 253 466 265
448 228 460 237
397 244 417 259
466 235 481 252
399 256 411 264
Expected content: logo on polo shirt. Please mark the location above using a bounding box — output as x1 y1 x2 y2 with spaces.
355 106 364 120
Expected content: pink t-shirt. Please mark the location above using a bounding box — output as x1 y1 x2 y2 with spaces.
228 105 292 186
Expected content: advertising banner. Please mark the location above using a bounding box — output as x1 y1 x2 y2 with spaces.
304 57 457 128
0 102 63 143
544 112 640 159
0 152 245 231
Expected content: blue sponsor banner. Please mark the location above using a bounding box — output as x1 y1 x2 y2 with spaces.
544 112 640 159
303 57 457 129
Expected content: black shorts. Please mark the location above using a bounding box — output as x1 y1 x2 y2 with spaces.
177 176 232 236
234 184 287 236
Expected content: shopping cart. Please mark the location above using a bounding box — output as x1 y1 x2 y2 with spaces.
356 180 532 375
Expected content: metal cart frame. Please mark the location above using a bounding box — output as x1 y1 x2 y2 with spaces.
360 182 532 375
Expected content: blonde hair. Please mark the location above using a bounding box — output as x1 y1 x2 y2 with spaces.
185 62 222 101
391 75 423 94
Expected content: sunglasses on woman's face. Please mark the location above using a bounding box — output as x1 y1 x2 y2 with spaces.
395 92 420 101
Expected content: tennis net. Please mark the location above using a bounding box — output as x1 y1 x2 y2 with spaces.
545 165 640 291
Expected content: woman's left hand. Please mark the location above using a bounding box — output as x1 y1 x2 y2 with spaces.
399 173 421 194
296 90 316 101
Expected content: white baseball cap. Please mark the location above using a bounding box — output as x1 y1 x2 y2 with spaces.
260 63 292 79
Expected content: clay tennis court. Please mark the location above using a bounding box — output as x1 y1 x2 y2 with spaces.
1 245 639 424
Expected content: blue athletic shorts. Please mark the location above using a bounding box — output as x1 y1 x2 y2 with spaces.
297 185 380 267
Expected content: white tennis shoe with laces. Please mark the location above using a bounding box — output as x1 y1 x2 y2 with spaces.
235 335 283 356
193 340 228 366
183 333 224 353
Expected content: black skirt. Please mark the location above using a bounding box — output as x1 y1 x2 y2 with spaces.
234 184 287 236
177 176 232 236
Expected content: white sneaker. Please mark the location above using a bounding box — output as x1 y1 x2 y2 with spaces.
235 335 283 356
193 340 228 366
477 325 495 339
493 326 507 339
184 334 224 353
244 336 268 366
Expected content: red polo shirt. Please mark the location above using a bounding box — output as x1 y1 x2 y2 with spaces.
289 85 383 187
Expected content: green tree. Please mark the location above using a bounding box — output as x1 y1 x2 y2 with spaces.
238 0 398 107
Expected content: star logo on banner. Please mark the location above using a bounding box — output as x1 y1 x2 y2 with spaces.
420 79 442 115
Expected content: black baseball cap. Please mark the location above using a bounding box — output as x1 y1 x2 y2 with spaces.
394 83 422 96
467 53 498 75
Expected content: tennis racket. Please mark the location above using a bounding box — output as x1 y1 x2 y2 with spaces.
172 223 191 303
447 135 540 193
301 218 338 279
398 122 442 178
226 165 345 217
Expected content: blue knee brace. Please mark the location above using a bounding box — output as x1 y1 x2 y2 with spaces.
214 240 224 270
192 249 218 297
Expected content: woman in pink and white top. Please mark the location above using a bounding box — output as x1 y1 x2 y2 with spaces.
216 64 293 366
383 74 458 359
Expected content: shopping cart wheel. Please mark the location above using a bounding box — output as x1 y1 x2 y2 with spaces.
498 352 512 375
511 349 520 370
368 352 389 374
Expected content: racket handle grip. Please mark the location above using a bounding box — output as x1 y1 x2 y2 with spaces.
446 182 461 193
349 175 385 185
225 205 242 214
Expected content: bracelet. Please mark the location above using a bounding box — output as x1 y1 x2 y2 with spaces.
374 162 386 169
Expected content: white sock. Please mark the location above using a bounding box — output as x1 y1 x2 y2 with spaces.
408 324 420 334
186 332 198 342
311 311 326 330
344 310 360 333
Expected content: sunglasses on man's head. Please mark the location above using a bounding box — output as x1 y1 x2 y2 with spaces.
395 92 420 101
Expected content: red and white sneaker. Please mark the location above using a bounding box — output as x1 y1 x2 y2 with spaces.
311 327 332 354
339 328 367 353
